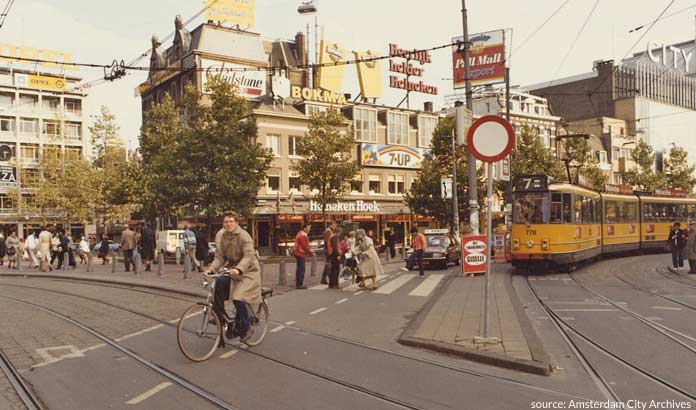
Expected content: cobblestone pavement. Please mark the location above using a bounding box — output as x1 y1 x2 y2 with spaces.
0 372 24 410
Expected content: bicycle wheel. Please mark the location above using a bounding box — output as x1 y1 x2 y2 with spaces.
177 304 221 362
243 302 269 346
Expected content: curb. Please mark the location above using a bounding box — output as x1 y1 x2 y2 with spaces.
397 272 551 376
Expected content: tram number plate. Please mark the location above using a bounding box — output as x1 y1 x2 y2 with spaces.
515 176 547 191
526 230 537 236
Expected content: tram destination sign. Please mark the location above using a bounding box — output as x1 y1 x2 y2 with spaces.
514 176 548 192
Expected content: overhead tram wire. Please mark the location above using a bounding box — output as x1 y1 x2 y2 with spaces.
546 0 601 88
0 0 16 29
510 0 573 58
628 3 696 33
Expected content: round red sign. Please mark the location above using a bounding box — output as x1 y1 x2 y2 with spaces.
466 115 514 163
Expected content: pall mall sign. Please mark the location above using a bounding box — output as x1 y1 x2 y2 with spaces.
452 30 505 88
388 44 438 95
201 59 266 99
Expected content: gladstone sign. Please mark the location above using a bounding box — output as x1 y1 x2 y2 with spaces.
201 59 266 99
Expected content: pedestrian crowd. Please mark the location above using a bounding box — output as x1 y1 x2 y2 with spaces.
670 221 696 274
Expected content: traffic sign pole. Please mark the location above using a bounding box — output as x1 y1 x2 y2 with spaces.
484 161 494 338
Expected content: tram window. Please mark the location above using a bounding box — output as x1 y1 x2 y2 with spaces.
562 193 572 223
625 202 638 223
676 204 687 220
605 201 617 223
514 193 547 224
581 197 594 224
575 198 583 223
642 203 655 222
616 202 626 223
550 193 563 224
594 199 601 223
689 205 696 220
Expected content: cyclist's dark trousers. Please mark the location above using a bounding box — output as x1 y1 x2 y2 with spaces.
213 276 250 336
233 300 250 336
672 247 684 269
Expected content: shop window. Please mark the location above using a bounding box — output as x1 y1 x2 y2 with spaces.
355 107 377 143
0 117 14 132
19 118 38 134
267 175 280 193
288 135 300 157
387 112 409 145
417 116 436 148
368 175 381 194
266 134 280 157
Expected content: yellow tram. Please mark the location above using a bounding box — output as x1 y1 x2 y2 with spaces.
511 176 696 270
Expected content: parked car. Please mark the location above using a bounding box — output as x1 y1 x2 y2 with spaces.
156 230 184 256
405 229 461 270
93 240 120 253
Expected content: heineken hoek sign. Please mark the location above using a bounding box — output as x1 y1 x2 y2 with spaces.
309 200 380 213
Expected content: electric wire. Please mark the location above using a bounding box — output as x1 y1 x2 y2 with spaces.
510 0 573 58
628 3 696 33
0 0 15 29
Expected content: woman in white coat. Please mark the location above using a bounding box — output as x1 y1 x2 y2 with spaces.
353 229 383 290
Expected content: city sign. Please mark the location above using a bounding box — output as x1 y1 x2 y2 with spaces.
0 43 78 71
452 30 505 88
309 200 380 213
388 43 438 95
461 235 487 274
647 41 693 72
361 144 427 169
466 115 514 163
201 59 266 99
291 86 347 104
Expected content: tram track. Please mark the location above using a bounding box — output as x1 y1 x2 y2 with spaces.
0 348 44 410
525 274 696 402
0 281 593 404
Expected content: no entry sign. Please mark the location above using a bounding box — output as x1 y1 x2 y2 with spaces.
461 235 487 274
466 115 514 163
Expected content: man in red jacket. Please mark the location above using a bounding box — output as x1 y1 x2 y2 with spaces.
294 222 314 289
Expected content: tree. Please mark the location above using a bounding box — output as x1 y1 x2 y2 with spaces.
292 109 360 226
405 117 485 231
562 136 607 190
511 126 565 181
623 139 667 192
89 106 125 168
664 145 696 193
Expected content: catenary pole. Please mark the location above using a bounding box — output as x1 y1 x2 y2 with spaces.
461 0 479 234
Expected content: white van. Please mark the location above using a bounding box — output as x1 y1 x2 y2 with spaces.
157 230 184 256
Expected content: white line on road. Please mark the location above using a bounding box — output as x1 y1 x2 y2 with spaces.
115 324 164 342
309 307 327 315
354 291 364 295
651 306 682 311
408 274 444 297
309 283 327 290
374 274 415 294
645 317 664 321
270 325 285 333
219 350 239 359
553 309 619 312
285 321 296 325
335 298 349 304
559 317 575 321
126 382 172 405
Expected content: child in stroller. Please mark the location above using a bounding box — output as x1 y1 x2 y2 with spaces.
340 231 361 284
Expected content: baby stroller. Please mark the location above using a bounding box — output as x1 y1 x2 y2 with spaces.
341 251 362 284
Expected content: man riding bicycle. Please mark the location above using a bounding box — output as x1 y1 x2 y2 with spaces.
206 211 262 342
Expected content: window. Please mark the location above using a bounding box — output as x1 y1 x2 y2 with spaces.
267 176 280 192
368 174 381 194
387 112 409 145
42 97 60 111
22 169 40 187
289 176 301 193
0 117 14 132
418 116 436 148
620 127 625 136
19 118 37 134
597 150 608 164
514 192 549 224
43 145 61 160
354 108 377 143
350 177 363 194
18 95 37 110
20 144 39 162
65 147 82 161
64 99 81 113
307 105 327 117
0 93 13 108
0 194 15 213
288 136 300 157
621 148 632 159
388 175 405 194
43 120 61 136
612 174 621 184
612 147 620 160
65 122 81 140
266 135 280 157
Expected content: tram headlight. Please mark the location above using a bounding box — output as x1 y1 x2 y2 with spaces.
541 238 549 250
513 239 520 250
526 240 534 248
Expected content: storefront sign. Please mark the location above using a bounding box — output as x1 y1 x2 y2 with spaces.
204 0 255 28
0 43 78 71
361 144 427 169
278 214 304 223
309 200 380 213
0 166 17 187
291 86 347 104
201 59 266 99
388 43 438 96
14 73 66 91
462 235 487 274
452 30 505 88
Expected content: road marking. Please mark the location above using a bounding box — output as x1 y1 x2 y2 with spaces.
309 307 327 315
35 345 83 363
126 382 172 405
559 317 575 321
285 321 296 325
354 291 364 295
408 274 444 297
374 274 416 294
651 306 682 311
335 298 349 304
645 317 664 321
219 350 239 359
270 325 285 333
547 301 608 305
344 274 389 291
553 309 619 312
115 324 164 342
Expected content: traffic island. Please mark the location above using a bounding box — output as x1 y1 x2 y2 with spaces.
397 266 553 376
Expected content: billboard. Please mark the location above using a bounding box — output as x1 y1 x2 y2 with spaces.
317 40 347 94
0 43 78 72
201 59 266 99
361 144 428 169
452 30 505 88
0 166 17 188
14 73 66 92
354 50 383 99
204 0 255 28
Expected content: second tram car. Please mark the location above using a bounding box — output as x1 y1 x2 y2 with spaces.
511 175 696 270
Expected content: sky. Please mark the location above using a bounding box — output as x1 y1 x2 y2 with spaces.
2 0 696 151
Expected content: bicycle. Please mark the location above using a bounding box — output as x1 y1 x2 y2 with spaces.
177 269 273 362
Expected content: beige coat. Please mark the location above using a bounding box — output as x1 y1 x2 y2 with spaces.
354 236 384 278
209 227 261 305
121 229 137 251
38 231 51 264
685 230 696 260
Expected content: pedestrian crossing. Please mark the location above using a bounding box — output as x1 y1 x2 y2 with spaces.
308 272 445 297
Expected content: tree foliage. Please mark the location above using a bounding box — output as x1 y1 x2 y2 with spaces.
292 109 359 223
562 136 607 190
664 145 696 193
511 126 565 181
623 139 667 192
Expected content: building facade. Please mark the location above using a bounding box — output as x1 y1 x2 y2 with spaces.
140 18 439 253
0 67 87 237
